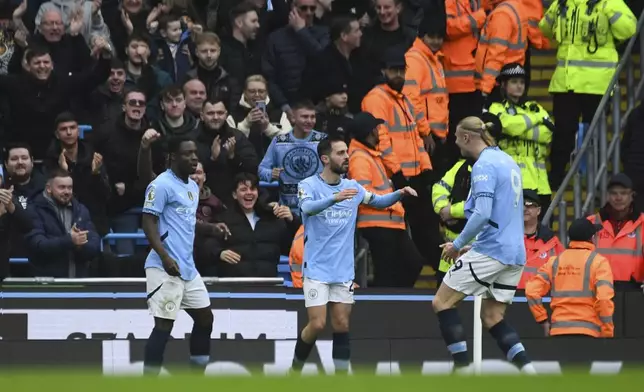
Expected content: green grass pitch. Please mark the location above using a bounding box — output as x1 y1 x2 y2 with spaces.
2 372 643 391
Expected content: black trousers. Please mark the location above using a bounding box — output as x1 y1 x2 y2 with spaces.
549 92 603 189
359 227 424 287
403 175 443 271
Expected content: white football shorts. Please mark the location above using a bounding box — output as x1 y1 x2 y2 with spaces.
442 249 523 304
303 277 355 308
145 267 211 320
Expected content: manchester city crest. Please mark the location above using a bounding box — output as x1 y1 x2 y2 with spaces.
283 147 320 179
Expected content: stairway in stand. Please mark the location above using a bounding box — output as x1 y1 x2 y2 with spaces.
529 49 641 233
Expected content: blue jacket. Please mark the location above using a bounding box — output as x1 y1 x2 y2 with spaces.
152 31 196 83
24 193 101 278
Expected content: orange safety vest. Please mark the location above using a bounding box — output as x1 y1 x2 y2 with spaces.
588 212 644 282
526 241 615 338
474 0 529 94
524 0 550 50
444 0 487 94
347 139 406 230
518 228 565 289
361 83 432 177
403 38 450 139
288 225 305 288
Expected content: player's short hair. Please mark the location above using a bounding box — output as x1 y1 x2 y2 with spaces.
317 136 345 160
54 111 77 130
457 116 497 146
291 99 316 112
167 135 195 155
233 172 259 189
47 167 72 182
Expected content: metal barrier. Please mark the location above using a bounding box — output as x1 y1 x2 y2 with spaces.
543 8 644 243
1 277 284 285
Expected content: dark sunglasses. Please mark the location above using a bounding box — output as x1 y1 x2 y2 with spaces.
298 5 316 12
127 99 145 107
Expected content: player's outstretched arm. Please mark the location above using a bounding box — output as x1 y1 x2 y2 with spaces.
362 186 416 209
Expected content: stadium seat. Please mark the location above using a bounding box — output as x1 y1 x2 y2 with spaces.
259 181 279 188
78 125 92 140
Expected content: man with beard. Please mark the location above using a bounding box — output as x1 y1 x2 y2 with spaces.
361 46 439 271
291 136 417 374
92 89 150 256
220 1 262 84
193 98 259 206
149 84 200 175
24 169 101 278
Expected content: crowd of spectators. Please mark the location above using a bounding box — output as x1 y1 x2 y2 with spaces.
0 0 639 288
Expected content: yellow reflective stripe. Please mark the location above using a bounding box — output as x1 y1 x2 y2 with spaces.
551 321 601 332
483 67 500 76
523 266 538 273
418 146 426 153
596 226 642 256
357 215 405 223
357 180 372 186
557 60 618 68
350 148 393 192
381 146 393 156
534 162 546 170
609 12 622 25
290 263 302 272
527 297 542 306
401 161 420 168
537 271 549 281
438 180 453 193
528 19 539 27
596 280 614 289
599 315 613 323
544 14 554 24
409 49 446 94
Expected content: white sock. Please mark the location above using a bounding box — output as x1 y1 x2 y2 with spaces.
521 363 537 375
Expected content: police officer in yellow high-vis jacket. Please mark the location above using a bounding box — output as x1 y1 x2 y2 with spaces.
489 63 554 217
432 158 472 281
540 0 636 189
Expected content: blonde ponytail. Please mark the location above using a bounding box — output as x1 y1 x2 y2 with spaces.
457 116 497 147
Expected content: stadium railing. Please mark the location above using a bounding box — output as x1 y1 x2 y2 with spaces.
1 277 284 285
543 7 644 242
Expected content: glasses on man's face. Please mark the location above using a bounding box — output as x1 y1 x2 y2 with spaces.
127 99 145 107
298 5 316 12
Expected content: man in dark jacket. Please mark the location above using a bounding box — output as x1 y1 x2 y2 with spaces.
261 0 329 118
0 41 112 159
85 58 127 128
212 172 299 277
91 89 149 255
195 98 259 206
184 32 241 113
220 1 262 85
0 178 32 280
43 112 111 236
24 169 101 278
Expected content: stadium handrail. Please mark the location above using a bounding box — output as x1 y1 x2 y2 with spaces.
543 7 644 241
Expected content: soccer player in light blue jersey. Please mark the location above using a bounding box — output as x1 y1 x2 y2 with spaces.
141 136 213 376
291 137 418 375
433 116 536 375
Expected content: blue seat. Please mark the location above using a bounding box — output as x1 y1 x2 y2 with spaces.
78 125 92 140
277 264 291 274
279 255 289 264
9 258 29 264
259 181 279 188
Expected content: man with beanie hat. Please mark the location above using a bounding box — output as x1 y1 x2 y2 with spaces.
526 218 615 339
347 112 423 287
314 77 353 144
362 45 442 272
403 2 451 177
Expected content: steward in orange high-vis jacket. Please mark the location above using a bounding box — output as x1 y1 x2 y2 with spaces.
526 218 615 338
362 46 442 271
288 225 305 288
347 112 423 287
518 190 564 289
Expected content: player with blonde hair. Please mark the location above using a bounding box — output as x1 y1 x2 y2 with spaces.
431 115 536 374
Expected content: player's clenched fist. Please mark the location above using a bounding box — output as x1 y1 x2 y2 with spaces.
141 129 161 149
334 188 358 202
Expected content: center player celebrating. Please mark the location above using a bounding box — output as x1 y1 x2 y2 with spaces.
291 137 417 375
433 116 536 374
